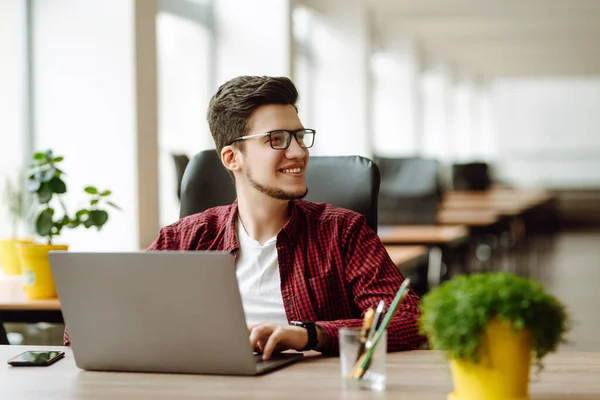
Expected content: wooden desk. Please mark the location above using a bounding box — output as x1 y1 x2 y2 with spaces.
3 346 600 399
0 299 61 312
442 197 526 216
0 296 62 323
378 225 469 247
385 245 428 273
443 189 554 217
0 297 62 345
437 209 500 227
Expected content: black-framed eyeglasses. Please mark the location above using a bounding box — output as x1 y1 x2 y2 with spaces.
230 129 316 150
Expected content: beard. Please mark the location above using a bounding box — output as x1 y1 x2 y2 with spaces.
245 167 308 201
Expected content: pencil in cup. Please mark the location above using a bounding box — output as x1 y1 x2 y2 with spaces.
349 278 411 380
354 307 375 363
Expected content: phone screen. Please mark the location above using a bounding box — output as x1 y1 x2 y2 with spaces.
7 351 65 366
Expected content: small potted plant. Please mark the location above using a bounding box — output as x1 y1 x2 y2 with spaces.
420 272 569 400
0 176 33 275
16 150 120 299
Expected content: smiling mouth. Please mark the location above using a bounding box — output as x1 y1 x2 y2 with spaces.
279 167 303 175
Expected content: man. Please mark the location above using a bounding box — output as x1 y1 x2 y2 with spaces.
66 76 426 357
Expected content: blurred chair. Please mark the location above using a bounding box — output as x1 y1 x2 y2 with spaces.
179 150 381 232
374 156 443 225
172 153 190 200
452 162 491 191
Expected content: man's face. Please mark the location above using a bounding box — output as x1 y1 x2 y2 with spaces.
237 104 310 201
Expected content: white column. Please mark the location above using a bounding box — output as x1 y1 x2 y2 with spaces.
135 0 160 250
32 0 159 251
215 0 292 84
305 0 371 157
371 38 422 156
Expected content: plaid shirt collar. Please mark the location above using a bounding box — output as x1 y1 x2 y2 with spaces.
222 199 301 255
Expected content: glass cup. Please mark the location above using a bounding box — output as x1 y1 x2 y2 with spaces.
339 327 387 391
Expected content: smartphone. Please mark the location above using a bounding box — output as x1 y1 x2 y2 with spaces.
7 351 65 367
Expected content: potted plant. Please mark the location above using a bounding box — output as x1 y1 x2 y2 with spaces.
0 176 33 275
420 272 569 400
16 150 120 299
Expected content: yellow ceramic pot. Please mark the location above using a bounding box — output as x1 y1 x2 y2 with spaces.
448 319 533 400
17 243 69 299
0 239 34 275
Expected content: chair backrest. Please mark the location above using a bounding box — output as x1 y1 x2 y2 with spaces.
375 156 442 225
452 162 491 191
179 150 381 232
171 154 190 200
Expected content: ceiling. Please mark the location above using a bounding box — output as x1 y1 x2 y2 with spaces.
371 0 600 77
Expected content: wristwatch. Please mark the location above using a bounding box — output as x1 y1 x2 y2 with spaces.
290 320 318 351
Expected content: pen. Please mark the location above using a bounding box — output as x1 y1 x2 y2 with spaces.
349 278 411 380
366 300 385 346
355 307 375 363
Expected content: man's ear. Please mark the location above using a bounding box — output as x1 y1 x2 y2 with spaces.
221 145 241 173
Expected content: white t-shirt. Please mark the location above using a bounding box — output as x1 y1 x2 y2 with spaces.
235 219 288 326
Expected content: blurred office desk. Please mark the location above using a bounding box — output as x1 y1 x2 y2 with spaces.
437 209 500 227
3 346 600 399
378 226 470 290
0 287 63 344
385 245 428 273
0 297 62 323
442 188 558 271
442 188 554 217
378 225 469 247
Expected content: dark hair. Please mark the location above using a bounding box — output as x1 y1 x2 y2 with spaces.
207 76 299 155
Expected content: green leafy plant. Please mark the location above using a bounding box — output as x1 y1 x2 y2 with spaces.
420 272 569 370
2 176 25 238
25 149 120 244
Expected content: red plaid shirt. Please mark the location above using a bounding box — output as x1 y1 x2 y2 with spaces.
65 200 426 354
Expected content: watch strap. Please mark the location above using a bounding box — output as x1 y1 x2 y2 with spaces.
291 320 318 351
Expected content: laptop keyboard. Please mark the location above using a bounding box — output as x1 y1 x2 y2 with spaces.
253 353 302 372
254 353 274 363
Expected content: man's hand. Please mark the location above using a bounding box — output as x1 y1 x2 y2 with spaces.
248 322 308 360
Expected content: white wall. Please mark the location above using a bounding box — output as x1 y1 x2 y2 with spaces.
492 77 600 188
32 0 159 250
0 1 26 239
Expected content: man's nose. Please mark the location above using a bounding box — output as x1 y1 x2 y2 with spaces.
285 134 305 157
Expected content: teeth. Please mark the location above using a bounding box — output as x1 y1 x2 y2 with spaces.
282 168 301 174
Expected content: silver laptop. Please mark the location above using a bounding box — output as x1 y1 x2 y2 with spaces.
49 251 303 375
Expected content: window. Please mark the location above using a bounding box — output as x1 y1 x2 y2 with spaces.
156 6 213 227
0 1 28 239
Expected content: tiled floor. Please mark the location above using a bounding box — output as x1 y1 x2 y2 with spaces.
532 230 600 352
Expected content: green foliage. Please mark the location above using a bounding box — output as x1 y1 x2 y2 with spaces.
25 150 121 244
420 272 569 370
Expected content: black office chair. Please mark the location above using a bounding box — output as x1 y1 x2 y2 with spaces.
179 150 381 232
171 153 190 200
452 162 491 191
374 156 443 225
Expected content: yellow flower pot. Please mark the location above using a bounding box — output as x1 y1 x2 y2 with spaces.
17 243 68 299
0 239 34 275
448 319 533 400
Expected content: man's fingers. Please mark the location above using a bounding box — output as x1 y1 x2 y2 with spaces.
248 325 264 347
262 327 284 360
249 324 273 349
